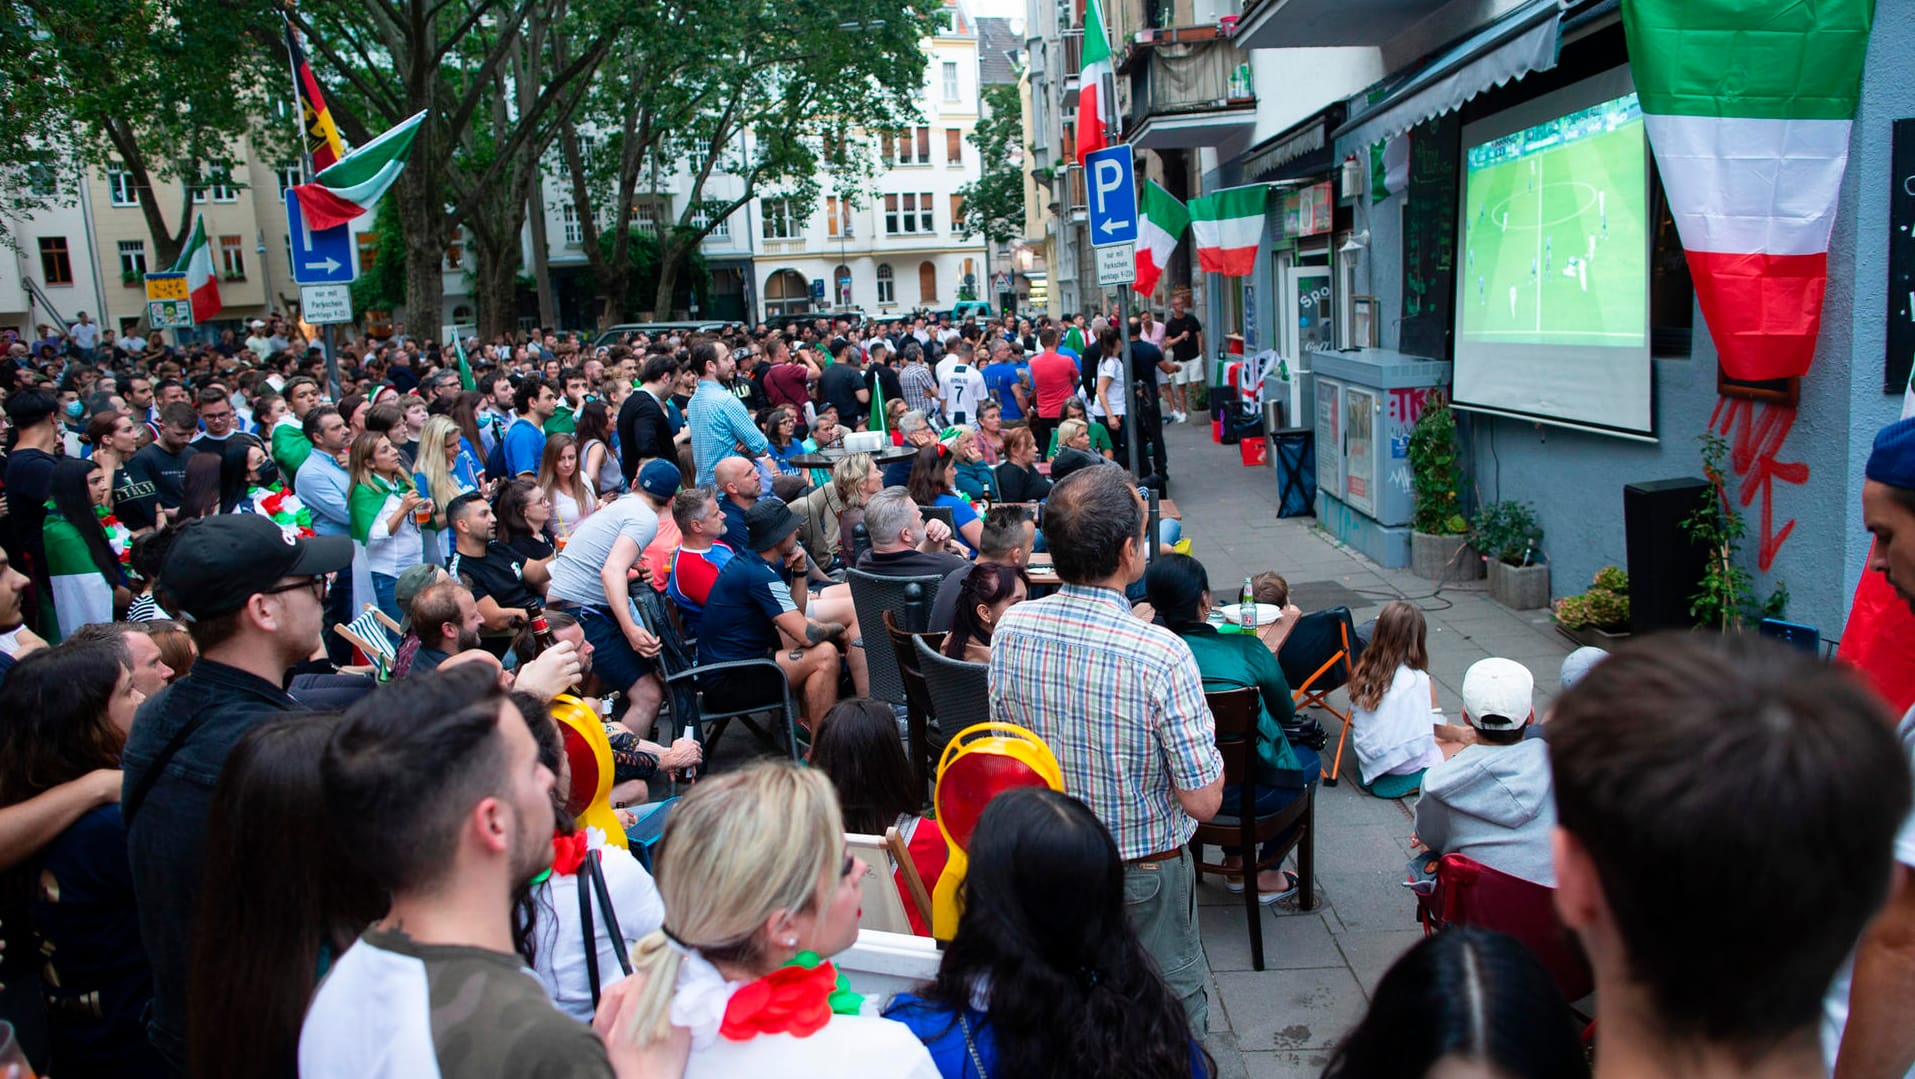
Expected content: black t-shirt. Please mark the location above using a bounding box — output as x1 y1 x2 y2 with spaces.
504 533 554 563
1164 314 1202 362
188 432 239 457
866 364 903 413
124 442 194 528
856 546 970 579
449 541 540 611
2 446 57 572
819 364 868 424
730 369 770 412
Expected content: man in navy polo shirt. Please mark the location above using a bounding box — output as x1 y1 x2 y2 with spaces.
699 497 846 730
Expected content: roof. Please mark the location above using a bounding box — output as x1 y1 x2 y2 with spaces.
977 17 1020 85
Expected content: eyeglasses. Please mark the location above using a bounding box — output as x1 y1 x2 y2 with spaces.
260 574 328 600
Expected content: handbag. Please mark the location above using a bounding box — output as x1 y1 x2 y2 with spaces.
575 848 636 1009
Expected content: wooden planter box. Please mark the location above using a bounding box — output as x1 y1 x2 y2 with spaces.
1411 531 1485 581
1554 623 1631 649
1487 560 1550 610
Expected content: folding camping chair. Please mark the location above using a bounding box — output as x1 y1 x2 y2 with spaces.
332 604 396 679
1277 606 1359 786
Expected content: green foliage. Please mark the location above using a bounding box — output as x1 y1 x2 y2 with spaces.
1683 432 1755 631
1761 580 1790 620
954 81 1028 246
1554 566 1629 631
1408 393 1468 535
1470 500 1542 565
586 230 709 316
350 205 408 316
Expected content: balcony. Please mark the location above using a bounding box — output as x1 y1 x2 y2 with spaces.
1059 29 1083 85
1123 36 1256 151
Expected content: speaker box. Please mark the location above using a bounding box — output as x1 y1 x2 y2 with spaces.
1624 478 1711 634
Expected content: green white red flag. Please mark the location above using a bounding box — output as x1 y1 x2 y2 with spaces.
291 110 427 231
1622 0 1874 381
1136 181 1188 296
1188 185 1267 277
1075 0 1114 163
168 214 222 322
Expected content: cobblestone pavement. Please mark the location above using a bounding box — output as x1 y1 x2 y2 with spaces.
1159 417 1573 1079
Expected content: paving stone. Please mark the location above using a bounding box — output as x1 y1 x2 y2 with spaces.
1241 1050 1339 1078
1216 967 1369 1051
1335 929 1430 999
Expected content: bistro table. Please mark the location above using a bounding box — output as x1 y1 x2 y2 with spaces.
787 444 920 470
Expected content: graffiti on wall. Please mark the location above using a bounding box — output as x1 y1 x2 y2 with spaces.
1386 387 1434 426
1708 396 1809 572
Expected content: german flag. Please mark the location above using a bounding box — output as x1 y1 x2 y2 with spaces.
286 24 345 171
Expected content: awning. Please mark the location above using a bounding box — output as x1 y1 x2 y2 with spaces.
1241 103 1346 181
1332 0 1564 152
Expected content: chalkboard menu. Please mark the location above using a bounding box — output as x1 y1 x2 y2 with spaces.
1888 119 1915 394
1400 113 1460 360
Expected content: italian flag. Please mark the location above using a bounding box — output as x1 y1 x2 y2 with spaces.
44 507 117 641
292 110 428 231
1623 0 1874 381
1188 185 1267 277
1075 0 1113 164
1136 180 1188 297
1838 370 1915 714
170 215 222 322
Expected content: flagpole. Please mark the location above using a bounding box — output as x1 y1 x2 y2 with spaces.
285 13 342 401
1104 100 1141 489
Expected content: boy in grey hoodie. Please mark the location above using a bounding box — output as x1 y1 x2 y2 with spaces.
1412 657 1556 886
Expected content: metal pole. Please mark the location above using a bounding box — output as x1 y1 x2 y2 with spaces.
323 324 341 401
1118 284 1139 480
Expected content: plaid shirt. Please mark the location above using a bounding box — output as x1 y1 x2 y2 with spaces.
899 362 938 418
688 378 769 486
989 584 1223 860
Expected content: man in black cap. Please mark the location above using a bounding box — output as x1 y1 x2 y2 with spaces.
121 513 353 1070
698 496 846 729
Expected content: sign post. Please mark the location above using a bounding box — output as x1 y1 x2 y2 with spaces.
1085 144 1141 481
286 190 358 398
143 272 195 330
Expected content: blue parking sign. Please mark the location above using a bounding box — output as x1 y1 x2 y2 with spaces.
1084 145 1138 247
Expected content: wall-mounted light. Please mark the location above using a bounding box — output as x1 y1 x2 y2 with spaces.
1339 230 1370 255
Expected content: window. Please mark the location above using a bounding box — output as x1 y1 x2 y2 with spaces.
888 193 932 236
278 165 304 195
826 196 842 238
916 127 931 163
943 62 960 101
445 235 463 270
691 206 730 239
356 231 378 270
38 238 72 286
761 197 799 239
951 194 965 229
889 127 933 166
632 200 663 233
562 203 584 246
193 172 239 204
117 240 147 280
947 129 963 166
919 191 934 232
919 261 938 304
24 156 55 197
107 167 142 207
219 235 245 279
877 263 895 303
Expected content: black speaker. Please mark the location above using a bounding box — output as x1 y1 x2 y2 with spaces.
1624 478 1711 634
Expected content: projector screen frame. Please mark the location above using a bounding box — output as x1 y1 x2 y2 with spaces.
1449 64 1657 442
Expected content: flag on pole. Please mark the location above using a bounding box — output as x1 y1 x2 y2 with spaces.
868 369 887 436
1075 0 1114 164
286 23 346 171
291 110 428 231
1135 181 1188 297
169 215 223 322
1622 0 1874 381
1188 185 1267 277
454 336 477 391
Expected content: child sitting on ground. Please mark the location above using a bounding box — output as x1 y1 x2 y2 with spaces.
1345 600 1475 797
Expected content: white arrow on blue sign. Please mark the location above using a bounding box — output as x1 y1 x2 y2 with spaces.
1084 145 1138 248
285 189 357 286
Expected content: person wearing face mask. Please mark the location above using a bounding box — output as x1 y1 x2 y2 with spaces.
59 395 90 457
235 438 314 539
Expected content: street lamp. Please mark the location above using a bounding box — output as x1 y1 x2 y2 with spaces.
256 229 276 317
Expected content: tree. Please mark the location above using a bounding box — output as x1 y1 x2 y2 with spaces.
0 0 285 266
954 81 1026 248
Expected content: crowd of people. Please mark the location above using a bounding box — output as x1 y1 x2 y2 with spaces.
0 304 1911 1079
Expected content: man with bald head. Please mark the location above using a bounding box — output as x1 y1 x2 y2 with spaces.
712 455 760 553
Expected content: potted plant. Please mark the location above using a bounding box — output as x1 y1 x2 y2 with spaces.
1554 566 1630 646
1406 393 1482 580
1472 500 1548 609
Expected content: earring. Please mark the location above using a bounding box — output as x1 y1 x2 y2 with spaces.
785 937 798 948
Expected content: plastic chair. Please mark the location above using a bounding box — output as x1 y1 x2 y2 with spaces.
882 609 945 796
1187 688 1316 970
930 722 1064 939
634 587 801 762
1415 852 1594 1007
918 503 956 534
1278 606 1359 785
915 636 991 736
550 694 631 850
846 569 944 705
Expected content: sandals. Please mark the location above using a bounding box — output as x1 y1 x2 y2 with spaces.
1223 869 1300 904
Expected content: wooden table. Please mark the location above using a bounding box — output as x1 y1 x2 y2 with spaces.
1025 554 1061 590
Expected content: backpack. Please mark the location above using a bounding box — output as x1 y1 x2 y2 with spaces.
484 419 512 481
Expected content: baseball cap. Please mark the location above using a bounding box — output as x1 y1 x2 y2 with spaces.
1461 657 1535 731
394 563 445 632
161 515 353 621
250 320 266 329
637 459 682 499
1558 646 1609 692
744 497 802 552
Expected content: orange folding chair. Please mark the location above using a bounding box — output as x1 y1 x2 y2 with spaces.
1278 606 1358 786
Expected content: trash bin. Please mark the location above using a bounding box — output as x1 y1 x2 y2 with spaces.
1271 427 1316 518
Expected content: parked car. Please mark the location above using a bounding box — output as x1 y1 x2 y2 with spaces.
592 320 728 348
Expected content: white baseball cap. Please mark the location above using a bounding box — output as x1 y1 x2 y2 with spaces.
251 319 266 329
1461 658 1535 731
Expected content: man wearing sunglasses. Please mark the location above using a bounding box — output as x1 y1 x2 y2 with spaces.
120 513 353 1070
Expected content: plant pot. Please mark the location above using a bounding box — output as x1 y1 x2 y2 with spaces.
1554 623 1630 649
1411 531 1485 581
1488 560 1550 610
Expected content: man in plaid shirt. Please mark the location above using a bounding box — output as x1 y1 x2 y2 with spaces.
989 463 1224 1027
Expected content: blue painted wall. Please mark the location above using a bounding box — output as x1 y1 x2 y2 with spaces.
1340 5 1914 640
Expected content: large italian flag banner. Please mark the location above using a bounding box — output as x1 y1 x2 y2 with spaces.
1136 181 1188 296
1622 0 1874 381
1188 185 1267 277
1075 0 1113 164
292 110 428 231
169 215 222 322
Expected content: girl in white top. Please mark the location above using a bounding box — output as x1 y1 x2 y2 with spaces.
1346 601 1476 787
607 762 939 1079
539 432 598 546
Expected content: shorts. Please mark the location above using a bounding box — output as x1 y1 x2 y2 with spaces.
571 603 658 691
1170 356 1204 385
699 660 788 715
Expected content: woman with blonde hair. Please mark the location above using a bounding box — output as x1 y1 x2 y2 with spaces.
414 414 481 561
348 431 428 623
538 431 598 546
612 761 938 1077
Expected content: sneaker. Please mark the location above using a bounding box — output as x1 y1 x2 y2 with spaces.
1173 410 1188 423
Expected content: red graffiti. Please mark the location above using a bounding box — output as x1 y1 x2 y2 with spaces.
1708 396 1809 571
1387 387 1432 425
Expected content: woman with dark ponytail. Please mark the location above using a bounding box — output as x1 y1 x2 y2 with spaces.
885 787 1214 1078
43 457 130 638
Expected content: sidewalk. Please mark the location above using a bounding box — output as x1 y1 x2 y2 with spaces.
1161 418 1575 1078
